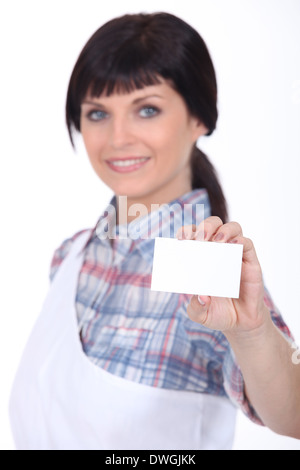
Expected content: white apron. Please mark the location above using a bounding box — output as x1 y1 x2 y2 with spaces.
9 231 236 450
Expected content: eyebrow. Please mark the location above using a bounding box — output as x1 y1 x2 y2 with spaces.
81 94 164 107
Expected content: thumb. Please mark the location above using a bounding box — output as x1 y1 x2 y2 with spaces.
187 295 211 325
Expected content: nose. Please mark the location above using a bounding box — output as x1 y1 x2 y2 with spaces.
109 115 136 149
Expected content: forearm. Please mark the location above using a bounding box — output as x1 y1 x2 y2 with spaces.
225 306 300 439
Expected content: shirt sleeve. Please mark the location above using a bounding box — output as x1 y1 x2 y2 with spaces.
49 229 90 283
222 286 295 425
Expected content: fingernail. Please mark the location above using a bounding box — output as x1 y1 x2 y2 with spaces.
214 232 224 242
198 296 206 306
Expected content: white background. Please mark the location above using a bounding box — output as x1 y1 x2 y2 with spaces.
1 0 299 450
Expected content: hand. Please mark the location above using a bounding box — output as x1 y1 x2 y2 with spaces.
176 216 270 335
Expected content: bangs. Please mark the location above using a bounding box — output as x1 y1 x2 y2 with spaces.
85 38 166 99
88 68 164 98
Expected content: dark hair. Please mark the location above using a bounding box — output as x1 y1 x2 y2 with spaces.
66 12 228 222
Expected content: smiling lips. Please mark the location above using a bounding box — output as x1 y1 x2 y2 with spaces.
106 157 150 173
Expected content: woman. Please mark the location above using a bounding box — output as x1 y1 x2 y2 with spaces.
9 12 300 450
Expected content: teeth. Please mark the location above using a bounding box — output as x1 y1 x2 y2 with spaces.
110 158 149 167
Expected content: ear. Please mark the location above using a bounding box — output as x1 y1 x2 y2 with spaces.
190 118 209 142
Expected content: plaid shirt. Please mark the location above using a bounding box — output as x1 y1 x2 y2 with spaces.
50 189 292 424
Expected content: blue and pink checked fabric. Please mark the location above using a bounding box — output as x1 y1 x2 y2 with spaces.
50 189 293 424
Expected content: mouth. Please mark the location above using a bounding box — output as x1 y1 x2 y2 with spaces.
105 157 151 173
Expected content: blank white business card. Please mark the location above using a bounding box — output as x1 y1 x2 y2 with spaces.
151 237 243 298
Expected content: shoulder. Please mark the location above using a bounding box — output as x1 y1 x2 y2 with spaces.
49 228 91 282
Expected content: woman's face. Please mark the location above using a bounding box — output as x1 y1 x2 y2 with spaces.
80 79 207 207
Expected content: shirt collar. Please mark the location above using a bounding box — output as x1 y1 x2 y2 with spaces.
80 189 211 261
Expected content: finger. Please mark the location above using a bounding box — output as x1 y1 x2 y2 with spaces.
212 221 243 243
187 295 212 325
176 225 197 240
229 236 260 265
194 216 224 241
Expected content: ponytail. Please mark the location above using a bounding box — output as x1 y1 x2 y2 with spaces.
191 146 228 223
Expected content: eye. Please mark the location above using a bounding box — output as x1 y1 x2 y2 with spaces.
86 110 108 121
139 106 160 118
